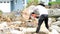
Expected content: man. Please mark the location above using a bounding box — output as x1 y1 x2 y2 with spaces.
29 3 49 34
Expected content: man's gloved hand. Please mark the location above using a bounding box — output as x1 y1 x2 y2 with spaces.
29 17 31 19
36 16 39 19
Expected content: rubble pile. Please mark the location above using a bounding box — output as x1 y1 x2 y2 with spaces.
0 11 38 34
0 9 60 34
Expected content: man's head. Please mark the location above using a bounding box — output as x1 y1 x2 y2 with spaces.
31 12 39 18
38 3 45 7
38 1 45 7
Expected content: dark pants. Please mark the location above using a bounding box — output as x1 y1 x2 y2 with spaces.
36 14 49 33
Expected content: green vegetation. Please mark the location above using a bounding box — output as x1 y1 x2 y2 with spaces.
56 0 60 2
27 0 38 7
48 1 60 5
0 10 3 15
34 0 38 5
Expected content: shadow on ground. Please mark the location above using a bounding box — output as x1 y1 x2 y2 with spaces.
26 31 47 34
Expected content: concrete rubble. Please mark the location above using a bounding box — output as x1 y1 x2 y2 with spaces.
0 9 60 34
0 20 60 34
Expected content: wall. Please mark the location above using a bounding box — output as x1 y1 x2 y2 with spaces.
51 0 56 1
13 0 25 11
0 1 11 13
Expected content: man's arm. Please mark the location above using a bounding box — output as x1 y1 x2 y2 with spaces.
29 14 32 19
29 12 35 19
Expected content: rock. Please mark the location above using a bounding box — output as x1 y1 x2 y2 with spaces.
48 18 52 26
0 22 8 27
50 25 60 33
57 17 60 21
10 30 25 34
49 29 59 34
48 9 60 17
52 21 60 27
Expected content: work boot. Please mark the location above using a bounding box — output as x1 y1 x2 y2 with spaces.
48 28 52 32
